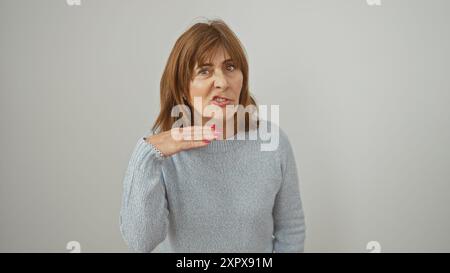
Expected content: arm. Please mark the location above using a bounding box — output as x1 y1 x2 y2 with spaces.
120 135 169 253
272 133 306 253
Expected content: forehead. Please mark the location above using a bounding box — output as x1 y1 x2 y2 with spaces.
196 46 231 66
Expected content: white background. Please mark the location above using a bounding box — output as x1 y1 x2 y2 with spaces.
1 0 449 252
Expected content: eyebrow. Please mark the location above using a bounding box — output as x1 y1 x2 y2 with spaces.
197 59 234 68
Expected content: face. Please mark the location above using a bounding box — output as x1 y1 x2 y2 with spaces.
188 47 243 125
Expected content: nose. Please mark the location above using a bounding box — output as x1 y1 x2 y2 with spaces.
212 69 229 90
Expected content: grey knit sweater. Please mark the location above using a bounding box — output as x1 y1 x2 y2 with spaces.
120 122 306 253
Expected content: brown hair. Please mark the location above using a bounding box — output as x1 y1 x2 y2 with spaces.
151 19 258 134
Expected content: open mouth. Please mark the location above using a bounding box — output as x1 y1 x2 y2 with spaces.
211 96 233 107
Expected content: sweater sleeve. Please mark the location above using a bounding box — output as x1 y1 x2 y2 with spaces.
120 133 169 253
272 131 306 253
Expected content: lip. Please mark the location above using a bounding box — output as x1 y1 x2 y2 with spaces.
212 95 233 101
211 96 233 107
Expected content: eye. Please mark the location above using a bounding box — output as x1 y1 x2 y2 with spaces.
198 68 210 75
226 64 236 72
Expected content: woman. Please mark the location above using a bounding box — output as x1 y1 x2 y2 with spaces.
120 19 306 253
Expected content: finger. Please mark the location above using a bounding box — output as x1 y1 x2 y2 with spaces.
180 139 211 151
182 126 218 141
181 126 201 140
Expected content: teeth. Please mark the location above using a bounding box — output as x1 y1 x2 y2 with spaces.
214 97 226 102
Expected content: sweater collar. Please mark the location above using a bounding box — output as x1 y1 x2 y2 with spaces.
198 128 259 153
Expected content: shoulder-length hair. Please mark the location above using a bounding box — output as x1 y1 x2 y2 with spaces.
151 19 258 134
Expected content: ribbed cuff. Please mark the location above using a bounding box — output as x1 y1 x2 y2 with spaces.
142 137 166 159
